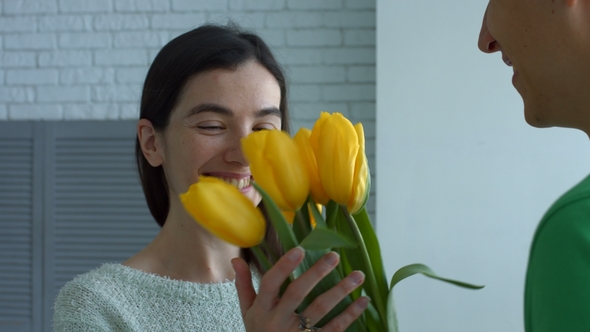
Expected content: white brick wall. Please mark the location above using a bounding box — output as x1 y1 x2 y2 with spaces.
0 0 376 212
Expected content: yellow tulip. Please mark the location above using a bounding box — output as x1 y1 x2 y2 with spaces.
241 130 310 211
282 210 295 224
313 112 359 204
179 176 266 248
309 111 330 155
347 123 370 214
311 112 369 214
294 128 330 205
282 203 322 228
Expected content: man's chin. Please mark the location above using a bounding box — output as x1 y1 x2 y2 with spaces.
523 114 549 128
523 102 553 129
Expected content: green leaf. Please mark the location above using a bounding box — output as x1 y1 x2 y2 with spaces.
353 207 389 304
338 206 388 331
339 248 361 300
335 211 381 327
336 214 364 299
299 227 357 251
326 200 339 229
386 291 399 332
292 205 312 243
365 301 384 332
386 264 484 331
308 196 327 229
390 263 485 290
253 183 298 252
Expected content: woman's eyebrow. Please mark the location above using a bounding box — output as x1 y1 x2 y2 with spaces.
187 103 233 117
187 104 281 118
256 107 281 118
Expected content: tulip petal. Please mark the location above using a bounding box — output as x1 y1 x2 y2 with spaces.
309 112 330 156
282 210 295 224
317 113 359 205
347 123 369 213
266 131 310 208
242 130 309 211
294 128 330 205
179 177 266 248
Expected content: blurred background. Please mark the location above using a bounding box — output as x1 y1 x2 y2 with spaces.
2 0 590 331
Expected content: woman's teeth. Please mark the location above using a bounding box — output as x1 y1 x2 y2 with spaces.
220 177 250 189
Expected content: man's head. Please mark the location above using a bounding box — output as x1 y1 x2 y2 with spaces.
478 0 590 132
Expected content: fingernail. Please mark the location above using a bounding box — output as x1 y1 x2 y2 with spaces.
357 296 370 309
323 251 339 266
349 271 365 285
287 246 304 262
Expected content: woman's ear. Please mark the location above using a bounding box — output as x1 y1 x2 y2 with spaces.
138 118 165 167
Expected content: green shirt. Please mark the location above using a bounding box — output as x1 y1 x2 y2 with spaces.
525 174 590 331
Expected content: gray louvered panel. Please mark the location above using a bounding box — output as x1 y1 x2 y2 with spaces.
52 132 159 301
0 137 33 330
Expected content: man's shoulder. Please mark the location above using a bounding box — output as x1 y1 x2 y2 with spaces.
536 174 590 234
547 174 590 214
528 173 590 267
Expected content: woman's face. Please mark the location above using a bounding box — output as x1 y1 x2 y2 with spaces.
160 60 282 206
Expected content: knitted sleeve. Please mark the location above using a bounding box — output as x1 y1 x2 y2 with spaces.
53 279 118 332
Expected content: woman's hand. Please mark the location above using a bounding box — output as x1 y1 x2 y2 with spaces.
232 246 369 332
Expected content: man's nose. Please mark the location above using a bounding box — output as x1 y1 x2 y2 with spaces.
478 7 500 54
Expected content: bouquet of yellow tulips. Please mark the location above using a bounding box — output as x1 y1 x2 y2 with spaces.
180 112 483 331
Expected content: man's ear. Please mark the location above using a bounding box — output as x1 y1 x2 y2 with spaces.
138 118 164 167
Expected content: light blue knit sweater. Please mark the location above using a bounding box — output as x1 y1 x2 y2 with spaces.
53 263 260 331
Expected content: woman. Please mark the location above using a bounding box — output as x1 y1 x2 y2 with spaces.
53 24 368 331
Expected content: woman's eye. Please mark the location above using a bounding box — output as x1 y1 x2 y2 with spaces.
253 124 279 131
196 123 225 130
198 126 223 129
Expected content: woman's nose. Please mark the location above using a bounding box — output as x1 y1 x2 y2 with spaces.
478 7 500 54
224 128 251 166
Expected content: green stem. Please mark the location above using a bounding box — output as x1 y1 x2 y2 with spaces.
326 200 339 229
295 209 312 234
251 244 273 273
340 205 388 331
307 196 327 228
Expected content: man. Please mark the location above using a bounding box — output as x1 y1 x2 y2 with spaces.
478 0 590 331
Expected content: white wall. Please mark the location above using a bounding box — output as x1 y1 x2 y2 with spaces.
377 0 590 331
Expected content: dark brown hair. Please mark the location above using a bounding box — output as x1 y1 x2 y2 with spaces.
135 24 289 266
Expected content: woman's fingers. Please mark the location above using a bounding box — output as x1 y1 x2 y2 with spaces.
317 296 370 332
232 257 256 317
255 246 305 310
299 270 366 326
238 248 368 331
275 251 341 314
